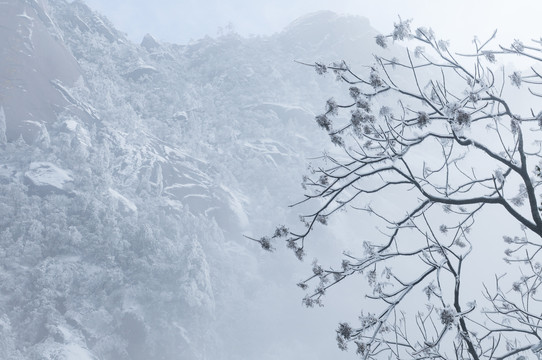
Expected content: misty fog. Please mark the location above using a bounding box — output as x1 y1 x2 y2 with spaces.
2 1 542 359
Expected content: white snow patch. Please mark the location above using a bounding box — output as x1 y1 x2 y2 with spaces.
51 79 101 121
138 64 156 71
17 10 34 21
173 111 187 120
64 119 91 147
244 138 290 156
24 120 40 126
204 206 220 217
165 183 203 190
162 198 184 211
220 185 250 228
173 322 191 344
183 194 211 200
40 325 97 360
65 119 78 131
163 144 208 164
163 145 189 160
25 162 73 189
295 133 310 143
43 343 96 360
63 343 96 360
108 188 137 212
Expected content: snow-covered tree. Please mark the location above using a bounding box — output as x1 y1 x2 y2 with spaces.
255 20 542 359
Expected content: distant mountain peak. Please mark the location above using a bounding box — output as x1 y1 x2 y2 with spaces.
283 10 371 34
141 33 160 50
277 10 377 63
284 10 340 30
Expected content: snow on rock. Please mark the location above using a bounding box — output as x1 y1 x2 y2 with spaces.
0 1 384 359
62 1 124 43
124 65 159 80
243 102 315 123
0 0 81 142
16 9 33 21
60 344 97 360
108 188 137 212
64 117 91 147
51 79 101 122
220 184 250 229
25 162 73 190
38 337 97 360
172 110 188 121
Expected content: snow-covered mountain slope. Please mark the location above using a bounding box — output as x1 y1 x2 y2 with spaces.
0 0 81 143
0 1 383 359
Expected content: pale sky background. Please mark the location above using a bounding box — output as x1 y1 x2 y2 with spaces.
82 0 542 51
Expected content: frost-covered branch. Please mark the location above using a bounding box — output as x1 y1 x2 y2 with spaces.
254 18 542 359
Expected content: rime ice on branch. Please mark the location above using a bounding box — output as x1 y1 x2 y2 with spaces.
254 18 542 360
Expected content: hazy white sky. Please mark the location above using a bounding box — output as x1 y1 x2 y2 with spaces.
83 0 542 51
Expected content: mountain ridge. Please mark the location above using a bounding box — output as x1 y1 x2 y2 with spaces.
0 1 383 359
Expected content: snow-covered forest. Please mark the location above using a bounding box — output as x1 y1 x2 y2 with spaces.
5 0 542 359
0 1 387 359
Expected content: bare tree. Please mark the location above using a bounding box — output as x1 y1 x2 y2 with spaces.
251 19 542 359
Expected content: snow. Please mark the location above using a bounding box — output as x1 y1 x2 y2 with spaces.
0 165 15 180
163 144 197 161
136 64 156 71
220 184 249 228
294 133 310 143
64 119 78 131
38 324 97 360
183 193 211 200
64 118 91 146
165 183 203 190
163 197 184 211
62 343 96 360
17 10 33 21
244 138 290 155
24 120 40 126
173 110 187 120
0 1 373 359
203 206 220 216
173 322 191 344
51 79 101 121
25 162 73 189
108 188 137 212
124 65 159 80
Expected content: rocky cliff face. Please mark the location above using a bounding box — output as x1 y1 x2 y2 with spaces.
0 0 81 143
0 1 381 359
